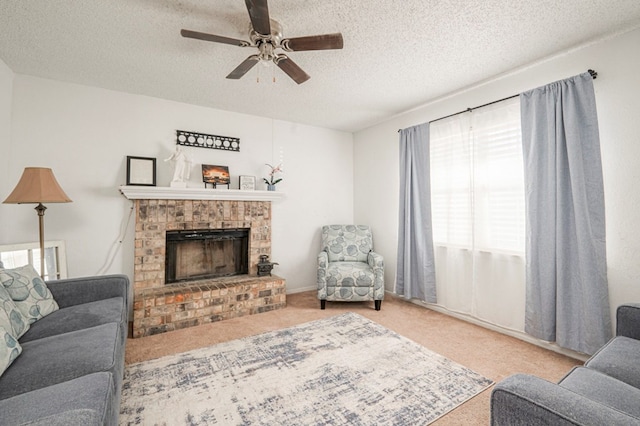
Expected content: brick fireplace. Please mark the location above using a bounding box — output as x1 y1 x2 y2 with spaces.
121 188 286 338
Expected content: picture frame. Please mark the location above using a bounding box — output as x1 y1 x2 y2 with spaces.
202 164 230 188
126 156 156 186
239 175 256 191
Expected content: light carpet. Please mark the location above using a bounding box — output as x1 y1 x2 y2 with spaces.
119 312 493 425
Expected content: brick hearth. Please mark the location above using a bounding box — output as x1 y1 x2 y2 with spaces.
131 198 286 337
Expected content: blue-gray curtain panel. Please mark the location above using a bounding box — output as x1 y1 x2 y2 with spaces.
396 123 436 303
520 72 611 355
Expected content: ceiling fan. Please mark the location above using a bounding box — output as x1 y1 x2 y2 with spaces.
181 0 344 84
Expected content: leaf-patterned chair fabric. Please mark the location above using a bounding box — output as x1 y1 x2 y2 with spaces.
317 225 384 310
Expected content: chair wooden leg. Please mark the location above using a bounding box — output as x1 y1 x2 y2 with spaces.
320 300 326 310
374 300 381 311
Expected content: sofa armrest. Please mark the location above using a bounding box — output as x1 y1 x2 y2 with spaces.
318 251 328 269
367 251 384 270
317 252 328 299
491 374 639 425
616 303 640 340
367 252 384 300
46 274 130 311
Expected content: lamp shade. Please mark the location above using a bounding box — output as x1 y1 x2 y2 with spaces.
3 167 72 204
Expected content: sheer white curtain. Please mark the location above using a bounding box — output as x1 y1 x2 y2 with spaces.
430 97 526 331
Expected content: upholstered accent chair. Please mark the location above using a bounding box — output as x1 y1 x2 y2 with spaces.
317 225 384 310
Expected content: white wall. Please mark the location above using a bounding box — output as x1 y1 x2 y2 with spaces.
354 27 640 327
0 58 13 229
271 120 354 292
1 76 353 292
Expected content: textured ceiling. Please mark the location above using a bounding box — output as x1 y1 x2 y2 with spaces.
1 1 640 132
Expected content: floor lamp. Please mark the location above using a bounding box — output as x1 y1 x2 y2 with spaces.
3 167 72 279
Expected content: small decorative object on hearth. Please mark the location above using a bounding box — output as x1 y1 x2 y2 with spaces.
202 164 230 189
257 255 278 276
176 130 240 152
263 163 283 191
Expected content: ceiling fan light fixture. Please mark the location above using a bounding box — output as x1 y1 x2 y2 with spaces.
256 51 277 84
257 41 275 62
181 0 343 84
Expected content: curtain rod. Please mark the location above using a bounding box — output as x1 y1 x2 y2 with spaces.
398 69 597 132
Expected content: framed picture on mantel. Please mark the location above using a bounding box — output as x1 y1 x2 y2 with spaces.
202 164 230 188
126 156 156 186
239 175 256 191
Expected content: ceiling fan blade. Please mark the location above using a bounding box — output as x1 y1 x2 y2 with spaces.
226 55 260 79
245 0 271 35
275 55 310 84
281 33 344 51
181 29 249 47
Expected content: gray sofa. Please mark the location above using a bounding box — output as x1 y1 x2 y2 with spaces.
491 303 640 425
0 274 129 426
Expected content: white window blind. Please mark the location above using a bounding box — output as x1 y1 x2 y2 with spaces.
429 96 526 331
430 96 525 254
430 114 473 248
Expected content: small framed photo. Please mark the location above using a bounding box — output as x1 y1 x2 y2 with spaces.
202 164 230 188
239 175 256 191
126 156 156 186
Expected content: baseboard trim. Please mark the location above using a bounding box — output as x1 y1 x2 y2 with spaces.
401 295 589 362
287 285 316 294
287 288 588 361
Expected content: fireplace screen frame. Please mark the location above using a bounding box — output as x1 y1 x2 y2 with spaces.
165 228 250 284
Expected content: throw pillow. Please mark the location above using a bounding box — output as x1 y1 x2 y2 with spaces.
0 285 30 339
0 326 22 376
0 265 59 324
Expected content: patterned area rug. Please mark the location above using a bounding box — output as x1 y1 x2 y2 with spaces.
120 313 493 425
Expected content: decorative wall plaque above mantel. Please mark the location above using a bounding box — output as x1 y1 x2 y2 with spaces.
176 130 240 152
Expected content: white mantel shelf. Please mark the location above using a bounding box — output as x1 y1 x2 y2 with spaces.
119 186 285 201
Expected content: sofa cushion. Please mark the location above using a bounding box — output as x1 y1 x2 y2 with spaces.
559 366 640 419
0 326 21 376
326 262 375 287
0 265 59 324
0 322 122 400
0 284 30 338
19 296 125 343
0 372 113 426
584 336 640 389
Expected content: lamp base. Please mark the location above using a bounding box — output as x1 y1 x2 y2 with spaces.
35 203 47 279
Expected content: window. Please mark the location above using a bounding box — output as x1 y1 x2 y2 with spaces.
0 240 68 280
430 97 525 254
429 97 526 330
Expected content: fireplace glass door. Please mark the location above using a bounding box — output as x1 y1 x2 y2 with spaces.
165 229 249 284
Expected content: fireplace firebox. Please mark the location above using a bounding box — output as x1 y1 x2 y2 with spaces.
165 228 249 284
